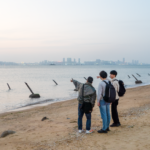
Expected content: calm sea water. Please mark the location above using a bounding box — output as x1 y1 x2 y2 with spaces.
0 65 150 113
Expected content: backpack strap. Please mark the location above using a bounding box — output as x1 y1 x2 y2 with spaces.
82 84 84 102
103 80 111 85
103 80 108 85
102 81 110 97
113 79 119 82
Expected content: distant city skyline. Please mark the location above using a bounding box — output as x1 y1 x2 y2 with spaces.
0 57 149 66
0 57 143 64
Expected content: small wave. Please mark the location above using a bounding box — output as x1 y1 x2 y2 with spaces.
126 82 150 89
17 99 54 108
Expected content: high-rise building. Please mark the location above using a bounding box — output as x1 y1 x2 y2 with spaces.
44 60 48 64
132 60 134 64
74 59 76 64
63 58 65 64
78 58 80 65
123 58 125 63
135 60 139 65
67 58 72 65
96 59 101 65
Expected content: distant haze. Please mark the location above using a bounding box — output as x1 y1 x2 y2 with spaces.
0 0 150 63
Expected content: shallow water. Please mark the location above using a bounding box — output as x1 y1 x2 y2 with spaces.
0 65 150 113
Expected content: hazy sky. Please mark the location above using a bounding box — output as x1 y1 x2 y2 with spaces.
0 0 150 63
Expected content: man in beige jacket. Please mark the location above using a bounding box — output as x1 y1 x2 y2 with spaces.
109 70 121 127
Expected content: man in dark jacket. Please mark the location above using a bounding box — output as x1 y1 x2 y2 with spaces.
71 77 96 134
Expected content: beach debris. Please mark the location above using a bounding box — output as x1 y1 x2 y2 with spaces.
41 117 49 121
128 75 130 78
53 80 58 85
70 120 77 123
25 82 40 98
132 75 142 84
0 130 16 138
67 118 70 119
7 83 11 90
84 77 87 80
128 125 134 128
136 73 141 77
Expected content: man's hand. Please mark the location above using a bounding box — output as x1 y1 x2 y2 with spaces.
97 102 100 106
97 76 100 79
89 108 93 113
70 79 73 82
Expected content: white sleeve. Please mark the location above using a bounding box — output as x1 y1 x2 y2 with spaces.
112 81 119 92
97 83 103 103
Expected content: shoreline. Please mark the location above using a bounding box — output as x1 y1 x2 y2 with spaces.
1 85 150 149
4 97 75 115
1 82 150 115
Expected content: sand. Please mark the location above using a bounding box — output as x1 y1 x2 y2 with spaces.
0 85 150 150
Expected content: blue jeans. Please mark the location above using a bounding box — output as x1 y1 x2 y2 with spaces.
78 104 91 130
99 99 111 131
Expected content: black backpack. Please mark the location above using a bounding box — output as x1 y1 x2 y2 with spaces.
114 80 126 97
103 81 116 103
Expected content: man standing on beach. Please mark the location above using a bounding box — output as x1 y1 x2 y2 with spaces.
110 70 121 127
97 71 111 133
71 77 96 134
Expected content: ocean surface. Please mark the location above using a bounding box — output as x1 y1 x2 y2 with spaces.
0 65 150 113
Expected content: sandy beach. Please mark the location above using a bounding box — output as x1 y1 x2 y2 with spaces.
0 85 150 150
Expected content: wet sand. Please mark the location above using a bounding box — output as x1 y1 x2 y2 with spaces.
0 85 150 150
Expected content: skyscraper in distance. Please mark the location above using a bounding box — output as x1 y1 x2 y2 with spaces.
123 58 125 63
67 58 72 65
78 58 80 65
63 58 65 64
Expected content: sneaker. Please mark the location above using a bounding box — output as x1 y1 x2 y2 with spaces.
97 129 107 133
110 123 121 127
78 130 84 133
86 129 93 134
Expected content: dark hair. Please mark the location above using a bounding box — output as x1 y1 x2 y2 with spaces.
110 70 117 76
99 71 107 78
87 76 93 83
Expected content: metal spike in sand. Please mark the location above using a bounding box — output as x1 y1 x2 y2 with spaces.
53 80 58 85
132 75 142 84
128 75 130 78
7 83 11 90
136 73 141 77
25 82 40 98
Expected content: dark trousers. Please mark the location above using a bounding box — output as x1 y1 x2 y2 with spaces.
111 99 120 124
78 104 91 130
